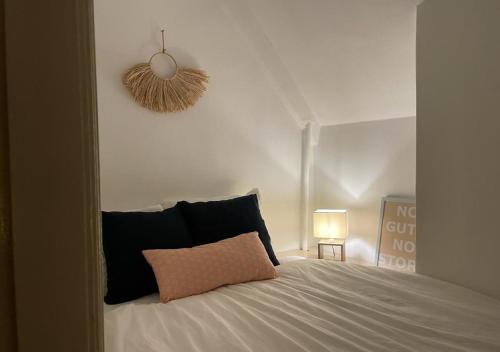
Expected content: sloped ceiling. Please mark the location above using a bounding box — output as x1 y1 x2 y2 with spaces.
241 0 417 126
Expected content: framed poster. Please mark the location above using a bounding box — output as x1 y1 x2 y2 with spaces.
376 197 416 272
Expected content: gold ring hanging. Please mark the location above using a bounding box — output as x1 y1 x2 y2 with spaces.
148 51 179 79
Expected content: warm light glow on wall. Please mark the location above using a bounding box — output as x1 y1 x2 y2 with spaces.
313 209 348 239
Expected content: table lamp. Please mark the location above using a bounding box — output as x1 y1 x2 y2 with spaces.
313 209 348 244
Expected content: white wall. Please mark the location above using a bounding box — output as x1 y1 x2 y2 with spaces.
417 0 500 300
94 0 302 251
313 117 416 264
248 0 417 126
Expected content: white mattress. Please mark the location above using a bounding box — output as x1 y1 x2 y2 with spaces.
104 259 500 352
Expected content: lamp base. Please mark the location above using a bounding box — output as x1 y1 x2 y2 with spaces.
317 239 346 261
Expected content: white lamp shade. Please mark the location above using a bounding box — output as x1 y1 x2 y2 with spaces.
313 209 348 239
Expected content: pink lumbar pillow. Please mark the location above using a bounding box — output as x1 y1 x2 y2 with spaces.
143 232 277 302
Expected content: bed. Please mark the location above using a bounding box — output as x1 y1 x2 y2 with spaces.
104 259 500 352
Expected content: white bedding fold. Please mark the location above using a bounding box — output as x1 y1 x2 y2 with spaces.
105 260 500 352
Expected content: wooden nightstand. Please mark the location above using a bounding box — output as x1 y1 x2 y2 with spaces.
317 240 345 261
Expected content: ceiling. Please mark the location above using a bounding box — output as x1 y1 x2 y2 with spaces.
242 0 418 126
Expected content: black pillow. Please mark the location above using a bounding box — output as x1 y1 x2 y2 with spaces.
102 207 192 304
177 194 279 266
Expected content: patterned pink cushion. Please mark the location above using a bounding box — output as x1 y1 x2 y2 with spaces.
143 232 277 302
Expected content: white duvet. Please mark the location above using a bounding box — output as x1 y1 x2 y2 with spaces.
105 259 500 352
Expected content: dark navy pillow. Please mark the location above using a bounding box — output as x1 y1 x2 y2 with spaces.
177 194 279 266
102 207 192 304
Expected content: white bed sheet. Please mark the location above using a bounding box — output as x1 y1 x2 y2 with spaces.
105 259 500 352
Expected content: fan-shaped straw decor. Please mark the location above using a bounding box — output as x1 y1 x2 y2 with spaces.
123 30 208 113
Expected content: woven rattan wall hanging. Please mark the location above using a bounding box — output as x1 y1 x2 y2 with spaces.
123 30 209 113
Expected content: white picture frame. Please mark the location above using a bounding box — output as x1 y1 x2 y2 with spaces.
375 196 416 271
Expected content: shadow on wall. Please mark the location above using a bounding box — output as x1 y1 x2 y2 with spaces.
313 117 416 263
99 94 303 251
